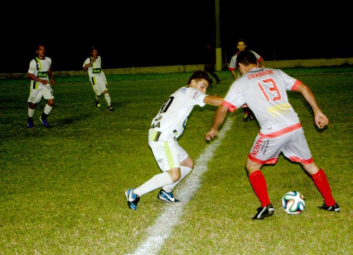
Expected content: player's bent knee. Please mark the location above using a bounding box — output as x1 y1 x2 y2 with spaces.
301 162 319 175
168 168 181 182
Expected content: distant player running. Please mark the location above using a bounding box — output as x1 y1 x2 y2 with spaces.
27 44 55 128
83 46 114 111
125 70 224 210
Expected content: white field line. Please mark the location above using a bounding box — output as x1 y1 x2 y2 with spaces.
130 117 234 255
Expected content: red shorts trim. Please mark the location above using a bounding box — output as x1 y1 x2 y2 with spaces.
288 156 313 164
259 123 302 138
248 154 278 165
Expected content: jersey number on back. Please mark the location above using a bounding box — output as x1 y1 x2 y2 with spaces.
150 97 174 128
258 78 282 102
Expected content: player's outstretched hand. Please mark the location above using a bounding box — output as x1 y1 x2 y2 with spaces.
206 129 218 142
315 112 329 129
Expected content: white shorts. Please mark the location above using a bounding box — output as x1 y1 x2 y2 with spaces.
248 127 313 165
90 75 108 95
27 85 54 104
148 140 188 172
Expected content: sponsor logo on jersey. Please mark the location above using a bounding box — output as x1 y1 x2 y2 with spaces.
37 71 48 78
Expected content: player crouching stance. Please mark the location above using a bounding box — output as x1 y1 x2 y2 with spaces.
125 70 224 210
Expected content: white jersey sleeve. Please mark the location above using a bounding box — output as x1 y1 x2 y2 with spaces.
229 54 237 70
186 87 207 107
83 57 90 68
28 59 37 75
250 50 262 61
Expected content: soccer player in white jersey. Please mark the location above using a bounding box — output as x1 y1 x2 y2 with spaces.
125 70 224 210
229 38 264 122
206 50 340 220
83 46 113 111
27 44 55 128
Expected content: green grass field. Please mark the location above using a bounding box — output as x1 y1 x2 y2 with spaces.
1 67 353 254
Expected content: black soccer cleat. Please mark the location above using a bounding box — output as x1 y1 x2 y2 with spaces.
252 204 274 220
319 203 340 212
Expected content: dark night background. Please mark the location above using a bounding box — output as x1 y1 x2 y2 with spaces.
1 1 351 74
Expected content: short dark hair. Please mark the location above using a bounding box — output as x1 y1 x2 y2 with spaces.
90 46 99 52
187 70 212 85
236 50 257 67
236 38 246 45
36 43 46 50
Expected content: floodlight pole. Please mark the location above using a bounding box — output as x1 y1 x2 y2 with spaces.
215 0 222 71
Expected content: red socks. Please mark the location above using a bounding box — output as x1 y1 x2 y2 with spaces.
249 169 336 208
311 169 336 206
249 171 271 207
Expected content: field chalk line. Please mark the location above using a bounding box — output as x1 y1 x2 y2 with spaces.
130 117 234 255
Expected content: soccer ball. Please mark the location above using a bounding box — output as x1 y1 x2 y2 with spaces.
282 191 306 215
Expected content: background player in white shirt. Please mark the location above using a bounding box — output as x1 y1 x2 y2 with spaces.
125 70 224 210
83 46 113 111
229 38 264 122
27 44 55 128
206 50 339 220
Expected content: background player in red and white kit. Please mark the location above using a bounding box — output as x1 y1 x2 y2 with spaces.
125 70 224 210
206 50 340 220
83 46 114 111
27 44 55 128
229 38 264 122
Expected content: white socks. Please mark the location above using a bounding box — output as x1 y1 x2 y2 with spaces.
162 166 192 193
104 93 111 106
134 172 173 197
28 108 35 118
44 104 53 115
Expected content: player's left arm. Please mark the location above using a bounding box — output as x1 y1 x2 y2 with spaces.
296 83 328 129
48 67 55 86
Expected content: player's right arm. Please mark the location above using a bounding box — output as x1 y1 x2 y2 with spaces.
83 57 95 70
206 104 228 141
28 73 49 85
27 60 49 85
